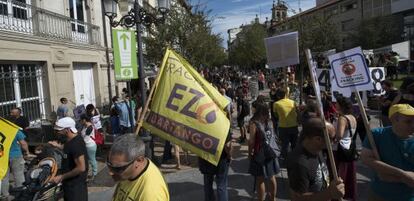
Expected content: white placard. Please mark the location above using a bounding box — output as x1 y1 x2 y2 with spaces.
316 69 330 91
264 31 299 69
328 47 373 91
369 67 385 96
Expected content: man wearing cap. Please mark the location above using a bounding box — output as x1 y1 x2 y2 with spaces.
49 117 88 201
361 104 414 201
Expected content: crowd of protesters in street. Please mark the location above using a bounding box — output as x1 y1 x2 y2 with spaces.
1 61 414 201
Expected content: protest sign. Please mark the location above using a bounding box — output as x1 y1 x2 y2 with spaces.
328 47 373 91
142 49 230 166
316 69 331 91
370 67 385 95
0 118 19 179
264 32 299 69
329 47 380 160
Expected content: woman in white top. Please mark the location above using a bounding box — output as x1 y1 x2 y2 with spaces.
80 114 97 180
86 104 102 131
333 96 357 201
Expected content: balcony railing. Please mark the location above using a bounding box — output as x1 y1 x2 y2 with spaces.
0 0 101 46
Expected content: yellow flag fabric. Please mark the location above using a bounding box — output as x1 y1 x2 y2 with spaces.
0 117 20 179
143 49 230 166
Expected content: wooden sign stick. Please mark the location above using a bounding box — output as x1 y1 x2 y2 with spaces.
354 90 380 160
134 51 169 136
305 49 340 181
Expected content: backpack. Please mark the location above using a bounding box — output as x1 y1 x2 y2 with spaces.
91 128 104 145
336 115 359 162
253 121 280 164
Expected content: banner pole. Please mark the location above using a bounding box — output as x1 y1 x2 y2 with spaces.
134 50 169 136
354 90 380 160
305 49 340 181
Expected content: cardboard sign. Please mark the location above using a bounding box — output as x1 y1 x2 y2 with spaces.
328 47 373 91
143 49 230 166
316 69 331 91
264 32 299 69
370 67 385 95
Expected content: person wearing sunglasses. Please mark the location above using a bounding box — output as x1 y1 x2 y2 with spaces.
109 134 169 201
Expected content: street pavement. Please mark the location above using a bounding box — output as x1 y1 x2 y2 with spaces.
89 90 379 201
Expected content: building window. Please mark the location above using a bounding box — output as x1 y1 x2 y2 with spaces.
341 19 354 31
0 0 28 20
341 1 358 12
325 7 338 16
69 0 86 33
0 64 45 123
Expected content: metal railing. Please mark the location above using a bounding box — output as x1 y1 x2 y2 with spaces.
0 63 45 124
0 0 101 46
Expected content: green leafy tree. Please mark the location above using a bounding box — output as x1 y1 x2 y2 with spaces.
144 4 226 69
291 14 339 53
228 23 267 69
354 15 402 49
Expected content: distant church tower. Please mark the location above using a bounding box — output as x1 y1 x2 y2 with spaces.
271 0 288 24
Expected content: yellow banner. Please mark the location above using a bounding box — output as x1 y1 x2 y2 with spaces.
143 49 230 166
0 117 20 179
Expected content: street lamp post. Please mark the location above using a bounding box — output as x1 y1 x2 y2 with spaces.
103 0 169 102
103 0 170 158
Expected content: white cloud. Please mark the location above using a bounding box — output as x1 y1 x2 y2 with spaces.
231 0 244 2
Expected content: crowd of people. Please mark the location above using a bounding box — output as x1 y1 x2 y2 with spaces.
1 65 414 201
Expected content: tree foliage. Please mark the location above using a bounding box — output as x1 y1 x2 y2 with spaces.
292 14 340 53
228 23 267 69
144 4 226 68
354 15 402 49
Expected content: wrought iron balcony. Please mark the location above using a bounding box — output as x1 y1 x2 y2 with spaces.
0 0 101 46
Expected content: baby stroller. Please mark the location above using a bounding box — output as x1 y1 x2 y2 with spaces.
11 145 64 201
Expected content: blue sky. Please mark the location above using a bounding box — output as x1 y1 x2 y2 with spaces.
198 0 316 47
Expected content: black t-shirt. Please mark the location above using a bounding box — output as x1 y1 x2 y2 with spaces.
62 134 88 185
381 89 399 115
287 144 329 194
237 98 249 118
9 116 30 129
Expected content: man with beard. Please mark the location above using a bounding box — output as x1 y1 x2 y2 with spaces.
49 117 88 201
8 108 29 133
109 134 169 201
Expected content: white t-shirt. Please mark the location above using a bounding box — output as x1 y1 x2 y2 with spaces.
81 125 96 147
333 115 356 150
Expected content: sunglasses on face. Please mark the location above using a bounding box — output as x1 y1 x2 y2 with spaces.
106 156 136 174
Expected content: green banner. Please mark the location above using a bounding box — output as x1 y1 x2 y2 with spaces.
112 29 138 80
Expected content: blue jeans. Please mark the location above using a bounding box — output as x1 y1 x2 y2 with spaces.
86 144 97 176
203 161 229 201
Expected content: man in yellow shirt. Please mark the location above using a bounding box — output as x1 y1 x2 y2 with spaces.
273 88 299 160
108 134 169 201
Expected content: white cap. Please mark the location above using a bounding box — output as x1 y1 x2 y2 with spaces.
54 117 77 133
